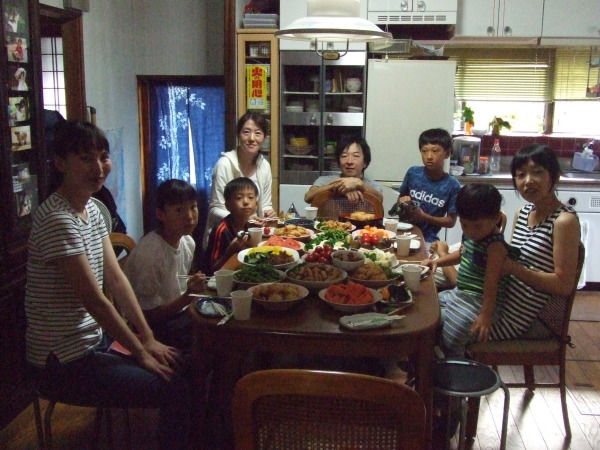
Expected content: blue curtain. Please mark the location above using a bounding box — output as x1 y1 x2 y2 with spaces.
148 83 225 240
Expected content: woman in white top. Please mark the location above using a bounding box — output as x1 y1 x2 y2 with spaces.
203 111 276 248
25 121 191 449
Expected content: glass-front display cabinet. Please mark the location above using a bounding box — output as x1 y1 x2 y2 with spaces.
279 51 366 185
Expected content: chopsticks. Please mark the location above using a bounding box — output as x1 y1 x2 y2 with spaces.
386 302 413 316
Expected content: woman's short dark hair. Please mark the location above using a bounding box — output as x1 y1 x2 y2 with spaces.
49 121 109 191
335 136 372 168
456 183 502 220
237 111 269 136
510 144 561 190
156 179 197 209
419 128 452 151
224 177 258 202
51 120 109 158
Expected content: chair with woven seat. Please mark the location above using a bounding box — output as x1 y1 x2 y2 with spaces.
232 369 426 450
466 242 585 440
311 190 384 220
109 232 136 268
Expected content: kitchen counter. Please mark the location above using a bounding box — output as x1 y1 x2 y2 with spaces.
455 172 600 190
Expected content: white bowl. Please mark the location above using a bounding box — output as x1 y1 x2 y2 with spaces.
318 287 381 313
285 263 347 293
346 78 361 92
248 283 309 311
331 250 366 272
449 166 464 176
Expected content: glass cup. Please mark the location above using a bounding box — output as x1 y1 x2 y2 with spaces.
248 227 263 247
395 235 412 257
214 269 234 296
305 206 318 220
383 218 399 233
402 264 422 292
230 290 252 320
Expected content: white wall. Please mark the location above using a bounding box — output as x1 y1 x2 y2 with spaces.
40 0 224 239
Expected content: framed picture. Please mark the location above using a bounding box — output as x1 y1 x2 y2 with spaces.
10 124 31 151
8 94 29 124
8 64 28 91
6 34 27 62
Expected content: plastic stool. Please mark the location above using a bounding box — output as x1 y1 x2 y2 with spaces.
433 358 509 450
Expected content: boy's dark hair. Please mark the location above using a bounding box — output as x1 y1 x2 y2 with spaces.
456 183 502 220
156 179 197 209
335 136 372 168
510 144 561 191
419 128 452 151
224 177 258 202
237 111 269 136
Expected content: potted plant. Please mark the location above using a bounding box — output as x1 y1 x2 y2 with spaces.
461 107 475 134
489 117 512 136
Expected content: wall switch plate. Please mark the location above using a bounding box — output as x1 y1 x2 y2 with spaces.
63 0 89 12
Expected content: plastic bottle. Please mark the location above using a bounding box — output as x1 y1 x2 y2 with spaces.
489 139 501 174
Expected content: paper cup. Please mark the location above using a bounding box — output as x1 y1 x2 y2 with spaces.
305 206 318 220
383 218 399 233
402 264 422 292
248 227 263 247
214 269 234 296
230 290 252 320
396 235 412 257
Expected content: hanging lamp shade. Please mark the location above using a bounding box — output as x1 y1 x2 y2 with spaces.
275 0 391 43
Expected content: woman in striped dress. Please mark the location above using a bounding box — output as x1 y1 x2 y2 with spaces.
489 145 580 340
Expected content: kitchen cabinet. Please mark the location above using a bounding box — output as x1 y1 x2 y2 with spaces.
455 0 543 39
541 0 600 40
279 0 368 51
279 50 366 185
0 0 44 426
236 29 279 210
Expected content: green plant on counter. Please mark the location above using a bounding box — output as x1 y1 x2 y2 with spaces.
490 117 512 136
461 107 475 125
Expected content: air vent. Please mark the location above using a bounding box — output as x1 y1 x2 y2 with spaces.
590 196 600 209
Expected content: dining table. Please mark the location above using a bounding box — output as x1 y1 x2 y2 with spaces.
189 224 440 449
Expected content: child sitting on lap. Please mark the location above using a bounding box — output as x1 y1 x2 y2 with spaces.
422 183 519 357
206 177 256 274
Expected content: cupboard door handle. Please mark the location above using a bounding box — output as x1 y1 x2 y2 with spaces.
326 114 333 126
310 114 318 125
503 26 512 36
487 26 495 36
400 1 408 11
417 1 425 11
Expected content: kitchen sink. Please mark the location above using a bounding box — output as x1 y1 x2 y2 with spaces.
562 172 600 180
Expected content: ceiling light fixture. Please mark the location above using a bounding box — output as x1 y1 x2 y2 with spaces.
275 0 391 60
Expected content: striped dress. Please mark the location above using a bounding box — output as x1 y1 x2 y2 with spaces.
490 203 577 340
25 193 108 367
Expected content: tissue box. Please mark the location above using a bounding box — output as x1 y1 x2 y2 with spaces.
572 152 599 172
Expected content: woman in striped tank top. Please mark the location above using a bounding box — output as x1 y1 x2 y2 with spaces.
489 145 580 340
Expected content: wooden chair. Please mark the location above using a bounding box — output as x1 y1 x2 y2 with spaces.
466 242 585 439
311 190 384 220
232 369 426 450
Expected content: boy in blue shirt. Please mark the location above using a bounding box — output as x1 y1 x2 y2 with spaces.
396 128 460 244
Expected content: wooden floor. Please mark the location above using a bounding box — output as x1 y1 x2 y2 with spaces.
2 291 599 450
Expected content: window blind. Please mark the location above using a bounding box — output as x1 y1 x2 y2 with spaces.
553 47 595 100
446 48 553 102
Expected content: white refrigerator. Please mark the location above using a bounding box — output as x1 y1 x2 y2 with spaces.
364 59 457 187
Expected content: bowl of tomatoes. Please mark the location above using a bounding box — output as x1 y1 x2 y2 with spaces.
350 227 395 250
303 243 335 264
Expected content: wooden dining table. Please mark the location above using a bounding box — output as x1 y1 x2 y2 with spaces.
189 225 440 449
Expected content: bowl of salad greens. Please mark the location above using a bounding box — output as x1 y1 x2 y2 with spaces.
233 264 286 290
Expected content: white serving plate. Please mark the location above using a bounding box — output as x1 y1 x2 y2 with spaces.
238 247 300 270
397 222 413 231
339 312 404 330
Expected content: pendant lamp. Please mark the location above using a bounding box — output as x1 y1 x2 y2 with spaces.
275 0 391 58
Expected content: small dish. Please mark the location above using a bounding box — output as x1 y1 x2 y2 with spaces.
195 297 231 317
339 312 403 331
410 239 421 250
393 264 430 278
351 229 397 240
397 222 413 231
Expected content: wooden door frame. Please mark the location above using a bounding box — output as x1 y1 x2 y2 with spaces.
39 4 86 120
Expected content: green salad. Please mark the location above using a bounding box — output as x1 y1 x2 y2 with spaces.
234 264 283 283
304 229 351 251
